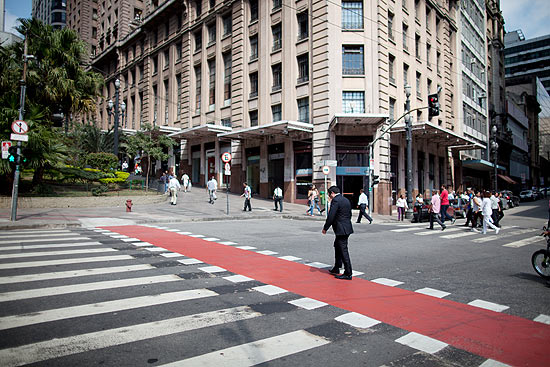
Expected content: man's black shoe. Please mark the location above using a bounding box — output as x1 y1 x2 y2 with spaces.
335 274 352 280
442 226 447 231
426 227 434 230
328 268 340 275
356 221 361 224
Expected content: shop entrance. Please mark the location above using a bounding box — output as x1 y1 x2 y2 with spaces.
246 147 261 195
336 175 368 206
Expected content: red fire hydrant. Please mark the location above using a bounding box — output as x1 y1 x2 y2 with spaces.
126 199 133 212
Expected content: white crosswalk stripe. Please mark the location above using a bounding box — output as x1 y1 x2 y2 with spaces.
0 248 118 259
0 255 135 270
502 236 544 248
415 227 461 235
0 232 78 239
0 236 89 244
0 306 261 367
0 241 103 251
440 231 478 239
0 230 72 237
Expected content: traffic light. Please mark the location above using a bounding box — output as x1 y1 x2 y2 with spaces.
8 146 17 163
371 174 380 187
428 93 440 119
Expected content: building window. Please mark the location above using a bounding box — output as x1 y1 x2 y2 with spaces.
208 23 216 45
403 63 409 85
415 0 420 20
163 49 170 69
272 63 282 91
272 23 282 51
250 110 258 126
426 6 431 29
250 35 258 61
389 98 396 121
389 54 395 84
153 85 158 125
436 51 441 74
249 72 258 98
195 0 202 17
152 56 158 74
164 79 169 124
426 43 431 67
176 43 182 61
176 74 182 119
298 11 308 40
416 72 422 98
208 59 215 109
139 92 144 127
273 0 282 10
165 21 170 39
298 98 309 123
272 104 282 122
221 118 231 127
342 1 363 30
297 54 309 83
210 0 216 8
415 34 420 59
195 65 201 114
223 14 232 36
402 23 408 51
343 91 365 113
402 0 408 11
342 45 364 75
223 53 232 103
388 12 394 41
195 31 202 52
250 0 258 22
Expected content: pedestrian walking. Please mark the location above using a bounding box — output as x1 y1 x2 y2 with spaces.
414 193 425 223
307 185 323 216
206 176 218 204
273 186 283 212
396 194 408 221
427 190 446 230
160 172 168 194
471 191 482 231
440 184 456 224
464 189 474 227
122 161 129 172
168 175 181 205
481 191 500 235
181 173 190 192
322 186 354 280
241 182 252 211
490 191 501 227
356 189 373 224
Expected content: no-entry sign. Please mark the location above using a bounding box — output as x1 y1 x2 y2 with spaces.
221 152 232 163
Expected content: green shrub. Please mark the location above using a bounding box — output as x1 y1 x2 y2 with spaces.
115 171 130 180
32 184 56 196
86 152 118 172
91 185 109 196
98 177 127 184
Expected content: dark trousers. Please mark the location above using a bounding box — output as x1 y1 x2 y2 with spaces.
465 208 473 226
356 204 372 223
243 198 252 211
429 212 445 229
492 211 501 227
333 235 352 276
274 197 283 212
440 204 454 223
471 211 480 228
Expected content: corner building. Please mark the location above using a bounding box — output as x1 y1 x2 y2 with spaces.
87 0 475 214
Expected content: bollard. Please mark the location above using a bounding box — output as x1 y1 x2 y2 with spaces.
126 199 133 212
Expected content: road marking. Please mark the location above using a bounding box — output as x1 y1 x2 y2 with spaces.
218 241 238 245
0 255 134 270
0 241 103 251
177 232 192 235
415 287 451 298
533 314 550 325
0 306 261 367
178 258 203 265
441 231 478 239
391 227 422 232
160 252 185 258
278 255 302 261
0 232 76 239
252 285 287 295
108 234 129 239
256 250 278 255
0 248 117 259
120 238 142 242
415 227 461 236
235 246 256 250
352 270 365 276
189 234 205 238
158 330 329 367
0 265 153 284
0 275 181 302
165 229 181 232
335 312 381 329
467 299 509 312
0 230 72 236
288 297 327 310
203 237 221 241
0 289 218 331
0 237 89 245
479 359 511 367
131 242 154 247
144 247 169 252
198 266 226 273
223 275 254 283
503 236 544 248
306 262 331 268
395 332 448 354
371 278 404 287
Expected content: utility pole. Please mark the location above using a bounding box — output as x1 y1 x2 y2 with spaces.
11 37 32 221
404 85 413 219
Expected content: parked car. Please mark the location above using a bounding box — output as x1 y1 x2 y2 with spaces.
520 190 535 201
533 189 544 200
500 190 519 209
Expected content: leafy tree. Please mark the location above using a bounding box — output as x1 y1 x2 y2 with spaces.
86 152 118 171
64 123 115 167
121 124 177 191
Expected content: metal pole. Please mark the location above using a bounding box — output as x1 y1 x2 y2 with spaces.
114 80 120 158
324 174 328 217
405 90 413 219
10 38 29 222
369 143 374 215
226 175 230 215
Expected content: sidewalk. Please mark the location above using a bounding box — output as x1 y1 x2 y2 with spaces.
0 188 397 230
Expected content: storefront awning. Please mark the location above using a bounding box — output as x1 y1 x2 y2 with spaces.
329 113 388 130
168 124 231 139
498 174 518 184
217 120 313 139
391 121 484 149
462 159 506 171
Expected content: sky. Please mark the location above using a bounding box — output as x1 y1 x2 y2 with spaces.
2 0 550 40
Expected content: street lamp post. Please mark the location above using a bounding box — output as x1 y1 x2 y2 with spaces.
113 78 120 158
404 84 413 219
491 125 499 191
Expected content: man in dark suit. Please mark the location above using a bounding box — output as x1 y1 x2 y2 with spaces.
322 186 354 280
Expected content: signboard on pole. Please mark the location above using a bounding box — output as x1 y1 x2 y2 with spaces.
221 152 232 163
11 120 28 135
322 165 330 175
224 162 231 176
10 133 28 142
2 141 12 159
324 160 337 167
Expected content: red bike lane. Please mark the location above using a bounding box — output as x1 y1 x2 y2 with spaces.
105 225 549 367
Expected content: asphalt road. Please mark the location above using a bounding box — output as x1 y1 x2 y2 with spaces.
0 199 548 366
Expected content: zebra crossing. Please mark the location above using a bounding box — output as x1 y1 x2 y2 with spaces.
0 227 546 367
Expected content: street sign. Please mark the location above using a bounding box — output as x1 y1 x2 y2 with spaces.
11 120 28 135
322 165 330 175
221 152 232 163
324 160 337 167
2 141 12 159
224 162 231 171
224 169 231 176
10 133 28 142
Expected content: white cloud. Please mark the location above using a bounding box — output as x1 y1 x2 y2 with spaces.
501 0 550 39
4 10 22 36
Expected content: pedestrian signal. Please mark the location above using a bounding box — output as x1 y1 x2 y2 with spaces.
428 93 440 119
371 175 380 187
8 146 17 163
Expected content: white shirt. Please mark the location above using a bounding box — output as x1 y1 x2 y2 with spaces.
396 197 408 208
207 179 217 191
168 177 181 189
473 196 481 211
481 197 493 216
358 192 369 205
182 174 189 183
274 187 283 197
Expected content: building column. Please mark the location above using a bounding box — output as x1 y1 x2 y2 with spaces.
214 139 220 183
259 141 268 198
284 139 295 202
200 142 205 186
423 139 430 197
